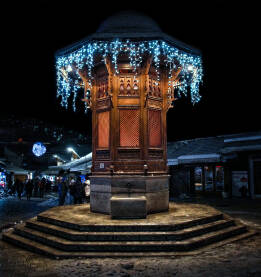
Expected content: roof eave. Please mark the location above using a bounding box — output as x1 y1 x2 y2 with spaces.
55 32 201 58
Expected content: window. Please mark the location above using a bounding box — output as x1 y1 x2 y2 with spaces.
205 166 213 191
148 109 161 147
98 111 109 148
194 167 203 191
119 109 140 147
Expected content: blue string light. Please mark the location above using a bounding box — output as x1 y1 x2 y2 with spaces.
56 39 203 111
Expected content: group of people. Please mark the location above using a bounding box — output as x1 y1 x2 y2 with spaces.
5 171 90 205
12 177 52 200
58 170 90 206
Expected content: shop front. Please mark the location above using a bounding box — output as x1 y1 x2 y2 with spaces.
193 165 224 194
168 132 261 199
0 171 7 188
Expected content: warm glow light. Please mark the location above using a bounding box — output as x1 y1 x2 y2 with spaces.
67 147 80 158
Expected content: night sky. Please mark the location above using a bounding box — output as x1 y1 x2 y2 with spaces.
2 1 258 141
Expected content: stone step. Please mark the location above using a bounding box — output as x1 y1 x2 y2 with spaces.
12 223 247 252
3 229 256 258
25 217 235 241
37 213 224 232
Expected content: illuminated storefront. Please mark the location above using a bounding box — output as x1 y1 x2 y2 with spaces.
194 166 224 192
168 132 261 198
0 171 7 188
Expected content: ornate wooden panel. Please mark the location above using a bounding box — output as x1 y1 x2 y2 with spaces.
96 149 110 160
114 161 145 173
149 78 161 97
97 111 109 148
118 76 139 96
119 109 140 147
118 98 140 106
148 160 166 172
97 71 108 99
148 109 162 147
146 68 162 98
118 149 141 160
147 97 162 109
148 149 163 159
96 97 111 110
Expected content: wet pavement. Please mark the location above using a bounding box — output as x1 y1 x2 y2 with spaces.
0 195 260 277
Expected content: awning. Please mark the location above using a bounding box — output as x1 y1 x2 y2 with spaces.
48 152 92 174
6 166 29 175
176 154 221 165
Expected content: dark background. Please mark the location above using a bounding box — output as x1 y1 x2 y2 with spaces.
1 1 258 141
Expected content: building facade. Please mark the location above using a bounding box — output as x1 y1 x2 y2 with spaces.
167 131 261 199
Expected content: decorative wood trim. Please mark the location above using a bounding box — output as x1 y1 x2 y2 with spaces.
147 97 163 109
96 97 113 111
166 67 182 110
148 149 164 159
118 148 141 160
96 149 110 160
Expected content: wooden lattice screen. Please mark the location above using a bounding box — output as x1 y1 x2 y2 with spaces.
148 109 162 147
98 111 109 148
120 109 140 147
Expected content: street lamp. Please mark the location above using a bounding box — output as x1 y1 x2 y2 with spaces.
67 147 80 160
53 154 66 165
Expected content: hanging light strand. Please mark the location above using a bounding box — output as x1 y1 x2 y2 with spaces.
56 39 203 111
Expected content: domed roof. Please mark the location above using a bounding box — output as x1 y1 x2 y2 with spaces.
96 11 162 33
56 11 201 56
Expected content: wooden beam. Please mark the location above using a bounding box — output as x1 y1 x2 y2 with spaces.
59 67 69 82
144 56 153 75
70 65 92 101
104 57 113 76
104 57 113 97
143 56 153 107
166 67 182 110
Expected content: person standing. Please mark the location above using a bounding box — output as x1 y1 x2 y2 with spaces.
74 176 84 204
15 179 22 200
33 177 39 197
68 178 76 204
58 171 67 205
25 179 33 200
39 178 46 198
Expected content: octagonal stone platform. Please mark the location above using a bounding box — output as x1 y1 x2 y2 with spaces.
89 175 169 216
2 202 256 258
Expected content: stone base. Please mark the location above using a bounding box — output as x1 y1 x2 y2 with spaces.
89 175 169 216
2 203 254 258
111 196 147 219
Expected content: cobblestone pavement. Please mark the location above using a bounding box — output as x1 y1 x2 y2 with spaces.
176 196 261 231
0 193 58 230
0 196 260 277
